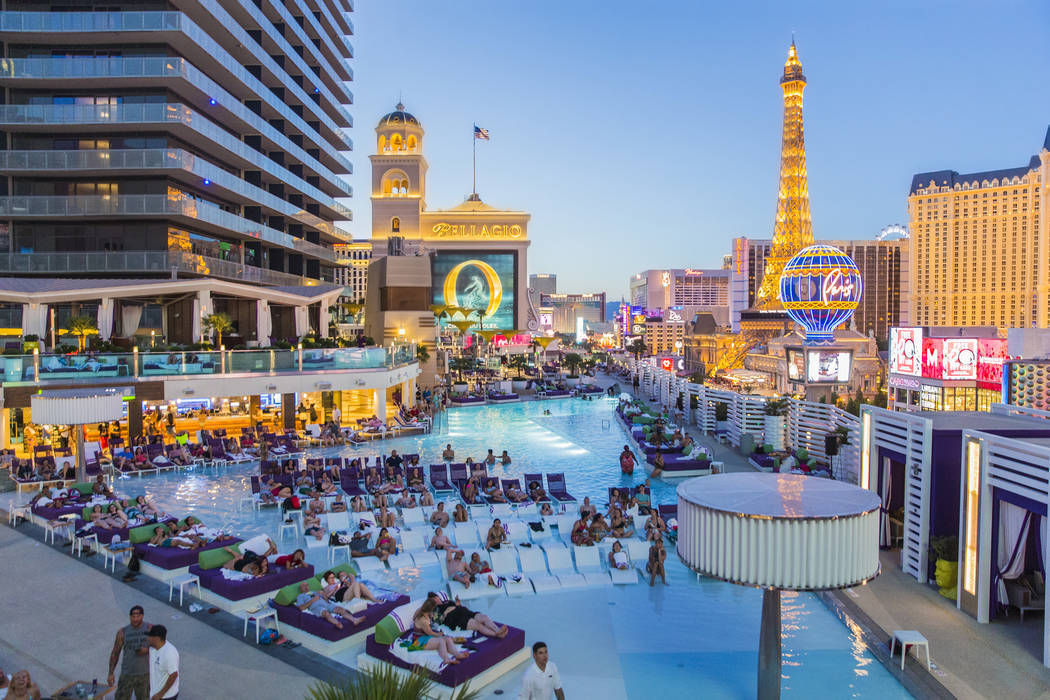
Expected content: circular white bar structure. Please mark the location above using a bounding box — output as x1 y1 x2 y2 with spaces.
677 473 881 590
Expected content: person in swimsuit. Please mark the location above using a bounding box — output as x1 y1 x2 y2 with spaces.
442 444 455 461
500 450 512 466
427 592 508 638
446 549 473 588
570 515 593 546
651 451 665 479
453 503 469 523
608 540 630 570
303 511 325 541
486 519 507 550
469 552 497 587
375 505 396 528
420 489 435 507
620 445 636 475
579 497 596 519
375 528 396 560
430 527 452 551
645 511 666 542
320 570 377 604
400 600 468 665
589 513 609 543
528 481 547 502
330 494 347 513
274 549 306 569
294 581 362 628
609 508 634 538
350 495 367 513
647 538 667 586
430 502 450 528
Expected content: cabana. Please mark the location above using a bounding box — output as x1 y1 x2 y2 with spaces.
31 387 127 483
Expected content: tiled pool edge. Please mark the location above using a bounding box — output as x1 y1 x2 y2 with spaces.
2 511 354 689
818 589 955 700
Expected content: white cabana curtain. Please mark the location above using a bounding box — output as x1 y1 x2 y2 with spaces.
97 298 114 341
192 298 202 343
121 304 142 337
256 300 272 346
21 302 47 337
318 302 330 339
879 464 892 548
294 306 308 338
996 502 1032 605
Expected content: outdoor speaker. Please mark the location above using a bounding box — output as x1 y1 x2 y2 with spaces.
824 434 839 456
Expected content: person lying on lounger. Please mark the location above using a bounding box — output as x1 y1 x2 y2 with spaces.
420 490 434 507
295 581 362 628
330 494 347 513
453 503 469 523
425 591 508 638
482 481 507 503
149 525 199 549
222 546 268 576
528 481 547 502
469 552 497 587
136 496 167 522
407 470 424 491
350 495 368 513
274 549 306 569
321 570 378 604
400 600 469 665
486 519 507 550
608 540 630 570
304 511 326 541
430 527 452 551
505 483 528 503
375 505 396 528
307 495 327 514
429 502 450 528
462 482 480 505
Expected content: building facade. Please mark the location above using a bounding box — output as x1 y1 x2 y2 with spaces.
886 326 1004 412
908 127 1049 330
731 235 906 341
538 292 605 335
644 319 685 356
333 241 371 303
0 0 354 288
628 268 730 321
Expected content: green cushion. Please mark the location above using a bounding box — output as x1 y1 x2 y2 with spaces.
274 577 321 607
82 506 97 521
374 615 401 646
762 444 773 453
796 448 808 460
71 482 92 496
198 547 235 570
129 523 160 544
314 562 360 584
682 444 693 457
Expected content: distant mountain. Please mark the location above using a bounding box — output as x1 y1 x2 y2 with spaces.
605 300 622 320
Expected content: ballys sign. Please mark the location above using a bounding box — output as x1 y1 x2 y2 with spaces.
431 223 523 239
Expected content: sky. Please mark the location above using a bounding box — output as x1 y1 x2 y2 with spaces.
342 1 1050 300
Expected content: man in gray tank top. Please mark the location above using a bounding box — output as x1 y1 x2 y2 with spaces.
108 605 151 700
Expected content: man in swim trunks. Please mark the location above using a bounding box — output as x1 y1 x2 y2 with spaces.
429 502 450 528
442 444 455 462
426 591 508 638
446 549 473 589
294 581 362 628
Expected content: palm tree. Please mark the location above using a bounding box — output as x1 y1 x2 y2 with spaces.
564 352 583 377
508 353 528 378
203 312 234 347
415 344 431 364
628 338 648 360
305 662 478 700
65 314 97 352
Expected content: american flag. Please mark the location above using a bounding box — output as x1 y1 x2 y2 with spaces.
473 125 490 141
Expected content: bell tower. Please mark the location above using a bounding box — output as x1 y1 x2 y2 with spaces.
370 102 428 257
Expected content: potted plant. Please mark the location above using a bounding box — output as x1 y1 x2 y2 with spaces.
714 401 729 432
508 354 529 391
203 312 234 348
763 398 789 452
563 352 582 385
929 535 959 600
23 334 39 353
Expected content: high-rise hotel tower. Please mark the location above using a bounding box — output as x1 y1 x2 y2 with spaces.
909 128 1049 330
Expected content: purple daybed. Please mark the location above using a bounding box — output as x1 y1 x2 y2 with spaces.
188 564 315 600
134 538 237 569
271 594 409 643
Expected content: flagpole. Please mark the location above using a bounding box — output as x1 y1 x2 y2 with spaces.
472 124 477 196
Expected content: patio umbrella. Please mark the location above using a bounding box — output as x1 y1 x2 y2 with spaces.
430 304 449 316
476 330 501 343
618 392 632 401
450 320 474 334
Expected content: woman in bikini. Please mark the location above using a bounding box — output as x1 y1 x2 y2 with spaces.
608 540 630 570
571 514 593 546
609 508 634 538
399 599 468 665
486 519 507 550
375 505 396 528
320 570 378 604
350 495 368 513
375 527 397 560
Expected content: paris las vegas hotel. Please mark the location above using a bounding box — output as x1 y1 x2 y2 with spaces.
363 104 532 380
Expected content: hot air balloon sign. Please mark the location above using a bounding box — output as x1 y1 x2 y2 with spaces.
779 244 863 346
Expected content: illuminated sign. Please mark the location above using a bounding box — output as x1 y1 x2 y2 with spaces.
779 244 863 345
922 337 943 379
734 238 745 275
976 339 1006 389
632 324 644 334
661 271 671 288
787 349 805 381
942 338 978 380
660 357 673 371
667 310 683 322
889 327 922 376
430 223 523 239
806 350 852 383
888 374 921 390
538 312 553 328
684 269 704 276
432 252 516 329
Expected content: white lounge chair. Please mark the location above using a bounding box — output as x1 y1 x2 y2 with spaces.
401 507 425 526
528 520 552 541
607 544 640 584
504 520 530 545
489 503 513 518
516 503 539 520
468 504 490 519
411 551 440 568
355 555 387 572
304 424 323 445
400 530 427 553
490 548 533 595
573 545 612 586
448 549 504 601
543 544 587 589
452 523 480 547
387 552 415 569
520 546 561 593
555 515 577 543
625 539 650 563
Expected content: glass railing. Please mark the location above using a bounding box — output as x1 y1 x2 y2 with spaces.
0 193 337 262
0 54 354 171
0 103 349 214
0 10 181 32
0 148 351 232
0 250 330 285
2 345 416 384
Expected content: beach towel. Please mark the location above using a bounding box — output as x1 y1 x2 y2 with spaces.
239 534 271 556
220 568 255 581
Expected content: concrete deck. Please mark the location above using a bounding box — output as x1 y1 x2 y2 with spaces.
0 524 318 698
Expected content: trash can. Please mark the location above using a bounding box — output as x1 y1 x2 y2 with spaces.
739 433 755 457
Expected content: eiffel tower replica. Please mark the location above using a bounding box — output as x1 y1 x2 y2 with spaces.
716 40 813 372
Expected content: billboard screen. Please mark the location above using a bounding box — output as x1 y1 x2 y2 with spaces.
787 349 805 381
942 338 978 380
977 338 1007 389
890 327 922 376
806 350 852 383
432 252 516 330
922 337 943 379
660 357 673 371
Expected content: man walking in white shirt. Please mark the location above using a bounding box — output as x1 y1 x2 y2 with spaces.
146 626 179 700
518 641 564 700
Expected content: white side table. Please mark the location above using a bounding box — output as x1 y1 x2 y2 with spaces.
168 573 201 606
328 544 349 563
242 608 280 643
43 519 73 545
8 503 30 526
710 461 725 474
890 630 931 671
103 546 133 572
74 532 98 557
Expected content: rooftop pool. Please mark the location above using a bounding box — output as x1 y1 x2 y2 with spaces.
107 397 911 698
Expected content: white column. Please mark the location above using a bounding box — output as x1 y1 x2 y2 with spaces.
374 388 387 422
318 301 330 339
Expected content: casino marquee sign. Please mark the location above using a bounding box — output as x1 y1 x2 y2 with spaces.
430 222 523 240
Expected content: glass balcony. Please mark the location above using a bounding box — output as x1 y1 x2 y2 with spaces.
0 148 351 232
0 192 337 263
0 103 351 211
2 345 415 384
0 54 354 173
0 250 331 285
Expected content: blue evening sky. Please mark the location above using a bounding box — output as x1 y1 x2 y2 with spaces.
344 1 1050 300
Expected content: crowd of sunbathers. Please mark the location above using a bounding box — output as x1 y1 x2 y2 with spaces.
397 592 509 664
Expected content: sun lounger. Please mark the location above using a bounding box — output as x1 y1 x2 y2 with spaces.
490 549 533 595
522 473 551 503
355 555 387 572
504 521 530 545
428 465 456 494
387 552 415 569
573 545 612 586
400 506 424 526
542 543 587 589
411 550 441 568
448 549 505 601
400 529 427 553
489 502 513 518
546 473 577 504
519 545 561 593
452 523 480 547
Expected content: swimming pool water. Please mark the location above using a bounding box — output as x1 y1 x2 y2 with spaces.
105 397 912 698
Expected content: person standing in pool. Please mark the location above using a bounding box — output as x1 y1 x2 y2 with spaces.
619 445 635 475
